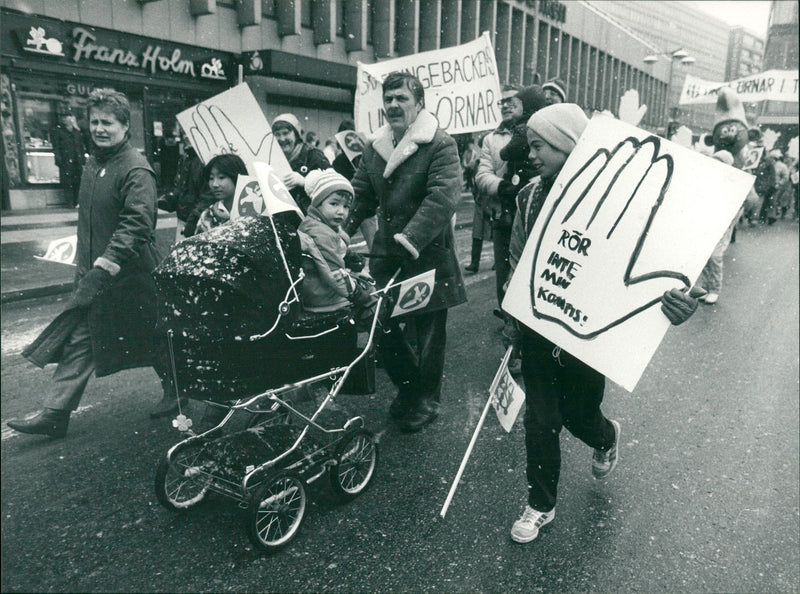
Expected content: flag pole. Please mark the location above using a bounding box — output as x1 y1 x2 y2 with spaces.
439 346 514 519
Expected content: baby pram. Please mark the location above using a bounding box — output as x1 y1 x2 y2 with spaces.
152 212 394 553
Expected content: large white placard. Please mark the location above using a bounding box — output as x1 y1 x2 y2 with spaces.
679 69 799 105
355 32 502 135
503 116 754 391
176 83 291 177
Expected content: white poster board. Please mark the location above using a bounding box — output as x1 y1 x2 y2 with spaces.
503 116 754 391
176 83 291 177
355 32 502 135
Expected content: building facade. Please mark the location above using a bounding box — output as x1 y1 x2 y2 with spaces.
758 0 798 150
725 26 764 81
1 0 669 211
586 0 731 133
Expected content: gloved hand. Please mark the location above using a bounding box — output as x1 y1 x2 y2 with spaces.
660 287 703 326
71 267 114 308
344 251 365 272
283 171 305 190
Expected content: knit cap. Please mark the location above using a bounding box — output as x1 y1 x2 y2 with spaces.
543 78 567 103
515 85 547 119
304 169 353 209
527 103 589 154
272 113 304 141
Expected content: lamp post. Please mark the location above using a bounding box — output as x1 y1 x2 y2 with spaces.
644 48 696 133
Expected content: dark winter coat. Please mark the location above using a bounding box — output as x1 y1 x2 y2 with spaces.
174 147 212 223
288 144 331 214
345 110 467 314
75 140 162 376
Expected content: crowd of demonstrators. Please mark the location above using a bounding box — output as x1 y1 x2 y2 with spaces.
694 88 761 305
344 71 466 433
273 113 331 214
52 113 85 207
505 103 700 543
7 88 176 437
157 128 213 239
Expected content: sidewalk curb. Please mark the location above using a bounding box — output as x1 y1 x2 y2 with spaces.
1 217 474 305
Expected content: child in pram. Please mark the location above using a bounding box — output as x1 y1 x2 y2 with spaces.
297 169 376 326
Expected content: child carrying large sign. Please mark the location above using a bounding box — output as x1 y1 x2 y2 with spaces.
503 115 754 391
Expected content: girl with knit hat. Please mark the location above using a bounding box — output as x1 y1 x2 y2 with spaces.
272 113 331 214
505 104 700 543
297 169 375 318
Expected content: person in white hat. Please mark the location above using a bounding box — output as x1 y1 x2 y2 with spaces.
272 113 331 214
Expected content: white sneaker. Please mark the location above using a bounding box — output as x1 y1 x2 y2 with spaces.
701 292 719 304
510 505 555 543
592 419 621 480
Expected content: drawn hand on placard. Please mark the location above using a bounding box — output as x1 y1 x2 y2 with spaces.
530 136 689 339
186 103 275 163
618 90 647 127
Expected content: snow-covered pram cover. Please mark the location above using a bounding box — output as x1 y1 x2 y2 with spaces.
154 213 358 402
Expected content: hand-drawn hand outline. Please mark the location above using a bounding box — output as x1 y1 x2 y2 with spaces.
530 135 690 339
186 103 276 164
618 90 647 127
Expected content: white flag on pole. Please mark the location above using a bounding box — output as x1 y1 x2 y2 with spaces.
489 347 525 432
251 161 304 217
390 269 436 317
34 235 77 266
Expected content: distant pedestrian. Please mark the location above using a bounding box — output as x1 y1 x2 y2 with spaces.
157 128 213 239
7 88 176 437
52 114 85 206
273 113 330 214
542 78 566 106
344 71 466 432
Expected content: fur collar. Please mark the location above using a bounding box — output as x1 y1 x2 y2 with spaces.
370 110 439 178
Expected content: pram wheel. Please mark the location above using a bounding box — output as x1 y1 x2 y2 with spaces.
246 471 307 552
155 443 212 511
329 430 378 501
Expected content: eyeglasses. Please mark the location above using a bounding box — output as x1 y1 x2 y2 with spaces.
498 98 518 107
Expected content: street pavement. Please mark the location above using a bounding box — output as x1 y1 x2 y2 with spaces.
1 214 798 592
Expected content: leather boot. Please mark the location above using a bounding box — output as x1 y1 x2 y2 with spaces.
399 398 439 433
7 408 70 438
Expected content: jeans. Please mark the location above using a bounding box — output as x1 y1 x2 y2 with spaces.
520 330 614 512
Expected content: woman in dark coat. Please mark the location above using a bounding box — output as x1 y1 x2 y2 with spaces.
272 113 330 214
52 114 85 206
8 88 175 438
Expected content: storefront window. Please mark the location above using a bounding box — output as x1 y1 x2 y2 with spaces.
19 95 60 184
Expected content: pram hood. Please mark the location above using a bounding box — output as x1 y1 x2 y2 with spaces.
154 212 302 342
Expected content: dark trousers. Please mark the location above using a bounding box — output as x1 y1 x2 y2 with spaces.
492 222 512 307
380 309 448 404
44 309 172 411
520 330 614 512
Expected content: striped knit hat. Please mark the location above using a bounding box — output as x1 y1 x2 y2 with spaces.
304 169 353 209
